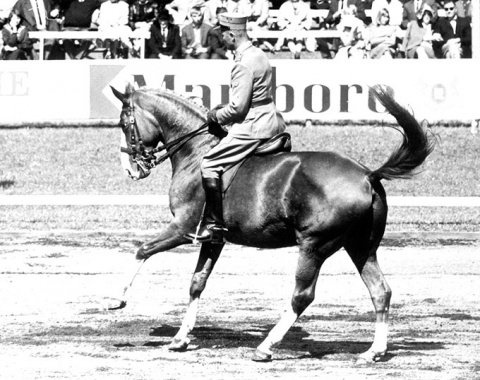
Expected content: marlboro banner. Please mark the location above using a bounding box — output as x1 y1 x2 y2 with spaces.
0 60 479 124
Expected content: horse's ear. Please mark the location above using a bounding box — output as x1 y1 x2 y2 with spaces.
110 86 125 102
125 82 135 95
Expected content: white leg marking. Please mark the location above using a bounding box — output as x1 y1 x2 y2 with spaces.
370 322 388 353
257 309 298 355
357 322 388 363
107 259 145 310
174 297 199 341
168 298 200 351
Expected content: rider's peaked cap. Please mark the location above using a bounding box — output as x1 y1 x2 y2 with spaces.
219 13 248 30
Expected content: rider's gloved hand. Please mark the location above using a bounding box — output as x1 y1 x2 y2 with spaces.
207 110 227 139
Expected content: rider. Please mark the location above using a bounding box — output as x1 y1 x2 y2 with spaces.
185 13 286 244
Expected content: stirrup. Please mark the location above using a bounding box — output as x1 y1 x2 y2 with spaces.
184 225 227 244
208 225 228 244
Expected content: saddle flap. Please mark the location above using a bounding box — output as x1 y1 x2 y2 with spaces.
254 132 292 156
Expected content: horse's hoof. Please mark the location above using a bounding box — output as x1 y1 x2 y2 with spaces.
168 338 190 352
105 298 127 310
252 349 272 362
356 350 385 364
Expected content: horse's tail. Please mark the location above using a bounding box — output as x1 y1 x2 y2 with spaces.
368 86 435 183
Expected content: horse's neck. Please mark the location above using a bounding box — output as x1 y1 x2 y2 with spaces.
153 93 215 177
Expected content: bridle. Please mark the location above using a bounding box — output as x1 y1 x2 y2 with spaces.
120 96 209 171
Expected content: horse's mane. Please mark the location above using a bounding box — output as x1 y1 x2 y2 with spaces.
133 87 209 119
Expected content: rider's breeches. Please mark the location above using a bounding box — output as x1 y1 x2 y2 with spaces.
200 134 264 179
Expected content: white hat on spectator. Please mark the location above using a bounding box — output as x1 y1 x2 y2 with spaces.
190 0 206 7
416 4 436 21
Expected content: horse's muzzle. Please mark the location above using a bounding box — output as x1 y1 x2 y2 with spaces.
121 151 151 181
125 165 151 181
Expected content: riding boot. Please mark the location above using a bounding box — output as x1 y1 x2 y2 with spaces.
185 177 227 244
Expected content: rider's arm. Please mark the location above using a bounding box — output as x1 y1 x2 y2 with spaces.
216 62 253 125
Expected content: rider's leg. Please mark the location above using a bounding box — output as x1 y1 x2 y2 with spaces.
185 176 227 244
184 135 263 243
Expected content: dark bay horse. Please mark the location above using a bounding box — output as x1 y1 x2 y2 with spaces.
111 84 434 363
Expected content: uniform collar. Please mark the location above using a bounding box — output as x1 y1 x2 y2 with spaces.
234 40 253 61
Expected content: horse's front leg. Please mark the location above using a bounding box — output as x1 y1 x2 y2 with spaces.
136 220 193 260
107 221 192 310
169 242 224 351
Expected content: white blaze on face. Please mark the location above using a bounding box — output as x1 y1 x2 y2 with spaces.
120 130 142 180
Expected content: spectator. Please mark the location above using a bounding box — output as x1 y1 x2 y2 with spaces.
165 0 197 26
433 0 471 58
0 0 18 58
148 8 182 58
13 0 62 59
129 0 157 30
401 0 438 29
335 4 367 58
371 0 403 27
0 0 17 27
1 12 30 59
97 0 132 58
308 0 330 29
208 6 231 58
401 3 441 58
129 0 157 57
223 0 250 14
244 0 272 50
274 0 316 58
455 0 472 21
59 0 101 59
325 0 369 28
244 0 269 30
367 7 397 58
205 0 228 25
181 6 212 58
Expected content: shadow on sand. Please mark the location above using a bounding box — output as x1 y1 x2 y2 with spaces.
144 324 445 361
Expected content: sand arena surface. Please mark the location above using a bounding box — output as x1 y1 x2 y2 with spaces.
0 234 479 380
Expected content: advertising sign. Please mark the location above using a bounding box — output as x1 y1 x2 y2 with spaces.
1 60 479 124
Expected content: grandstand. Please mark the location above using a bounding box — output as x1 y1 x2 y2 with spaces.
2 1 479 59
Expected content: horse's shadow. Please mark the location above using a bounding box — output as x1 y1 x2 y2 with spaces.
141 324 445 362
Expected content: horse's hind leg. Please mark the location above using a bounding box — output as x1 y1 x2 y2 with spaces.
348 251 391 363
169 242 224 351
253 248 326 362
345 191 391 363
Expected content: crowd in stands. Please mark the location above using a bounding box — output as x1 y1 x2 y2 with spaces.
0 0 474 60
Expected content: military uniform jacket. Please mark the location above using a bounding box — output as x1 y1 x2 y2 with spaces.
216 41 285 139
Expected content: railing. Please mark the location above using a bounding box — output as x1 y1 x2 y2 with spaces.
29 30 150 60
248 29 341 38
268 9 330 22
267 8 373 23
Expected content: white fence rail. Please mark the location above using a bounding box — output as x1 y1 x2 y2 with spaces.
2 195 480 207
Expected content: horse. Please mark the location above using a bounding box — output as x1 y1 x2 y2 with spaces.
110 84 434 363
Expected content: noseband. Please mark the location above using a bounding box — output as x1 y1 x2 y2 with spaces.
120 97 208 171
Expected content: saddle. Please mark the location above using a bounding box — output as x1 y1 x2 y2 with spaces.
221 132 292 193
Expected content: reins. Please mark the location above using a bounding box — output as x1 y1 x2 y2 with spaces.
120 96 209 170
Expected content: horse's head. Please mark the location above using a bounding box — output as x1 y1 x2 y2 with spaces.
112 84 162 181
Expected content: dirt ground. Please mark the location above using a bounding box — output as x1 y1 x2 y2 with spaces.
0 234 479 380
